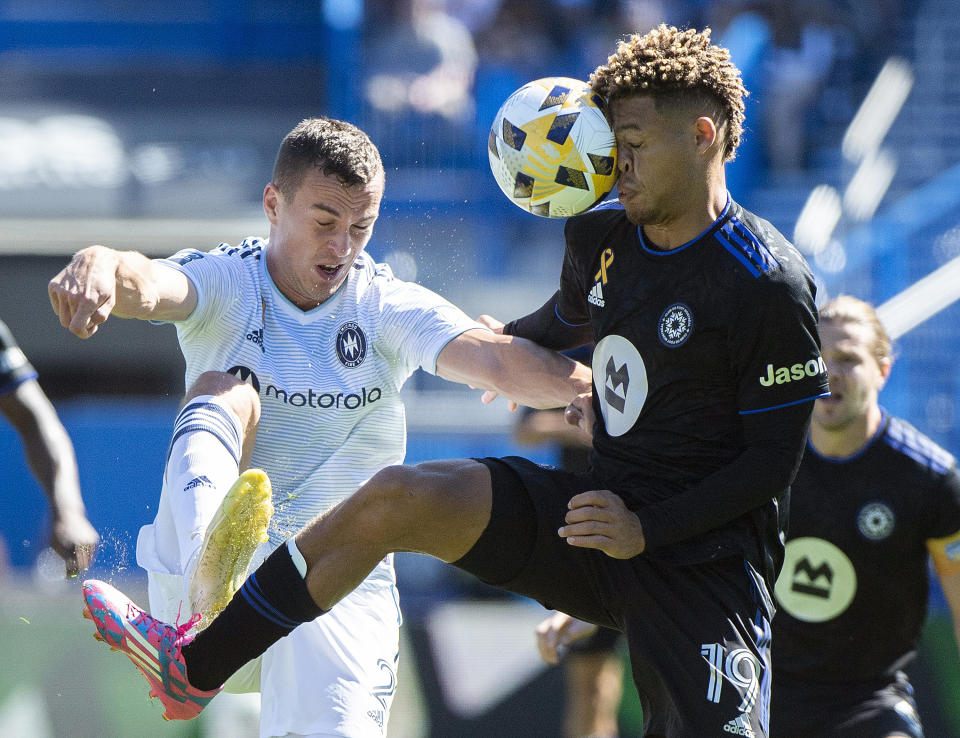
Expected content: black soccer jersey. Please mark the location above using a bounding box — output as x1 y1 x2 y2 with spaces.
0 318 37 397
555 199 828 567
773 411 960 682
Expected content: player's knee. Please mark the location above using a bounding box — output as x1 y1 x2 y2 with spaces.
186 371 261 422
360 464 451 526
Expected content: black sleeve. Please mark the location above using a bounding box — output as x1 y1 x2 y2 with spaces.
733 277 829 413
502 290 594 350
637 399 812 551
925 465 960 541
0 319 38 397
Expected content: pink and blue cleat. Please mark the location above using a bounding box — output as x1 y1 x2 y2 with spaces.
82 579 220 721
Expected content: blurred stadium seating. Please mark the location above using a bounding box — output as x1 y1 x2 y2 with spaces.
1 1 959 735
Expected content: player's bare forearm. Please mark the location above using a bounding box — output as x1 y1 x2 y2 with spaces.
437 329 592 409
48 245 195 337
1 381 99 574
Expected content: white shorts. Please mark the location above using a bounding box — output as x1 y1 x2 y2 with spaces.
138 509 402 738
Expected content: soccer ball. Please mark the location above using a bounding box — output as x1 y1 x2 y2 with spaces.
487 76 618 219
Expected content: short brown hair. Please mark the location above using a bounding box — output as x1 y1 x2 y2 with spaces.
819 295 893 369
272 118 384 197
589 25 747 161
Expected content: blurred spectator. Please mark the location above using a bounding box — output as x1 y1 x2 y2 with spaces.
711 1 846 174
473 1 568 80
0 318 99 577
364 0 478 122
759 1 842 172
841 0 911 85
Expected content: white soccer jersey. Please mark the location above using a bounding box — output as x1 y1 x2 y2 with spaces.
160 237 482 549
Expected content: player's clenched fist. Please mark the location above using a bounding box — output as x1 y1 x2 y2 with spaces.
48 245 120 339
48 245 193 339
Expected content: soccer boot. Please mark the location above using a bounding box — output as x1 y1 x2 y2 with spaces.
189 468 273 629
82 579 220 720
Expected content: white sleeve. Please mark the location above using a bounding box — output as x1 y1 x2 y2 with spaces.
155 245 246 330
377 280 487 375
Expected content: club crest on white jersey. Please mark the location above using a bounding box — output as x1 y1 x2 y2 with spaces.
337 322 367 367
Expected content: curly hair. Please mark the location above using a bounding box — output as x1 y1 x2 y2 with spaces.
272 117 384 197
590 25 747 161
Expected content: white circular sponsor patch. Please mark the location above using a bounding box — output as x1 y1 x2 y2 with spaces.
775 537 857 622
592 334 648 437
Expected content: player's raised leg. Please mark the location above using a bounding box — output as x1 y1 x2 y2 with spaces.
83 457 495 716
182 458 494 691
299 459 493 607
135 370 263 625
82 371 272 718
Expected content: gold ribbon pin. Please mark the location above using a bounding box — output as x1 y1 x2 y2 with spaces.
594 248 614 284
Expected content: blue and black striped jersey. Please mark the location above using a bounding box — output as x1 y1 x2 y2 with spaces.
553 197 829 571
774 411 960 682
0 318 37 397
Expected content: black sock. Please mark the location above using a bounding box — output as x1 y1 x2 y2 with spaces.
181 542 325 690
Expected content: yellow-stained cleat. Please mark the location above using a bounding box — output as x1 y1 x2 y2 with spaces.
189 468 273 629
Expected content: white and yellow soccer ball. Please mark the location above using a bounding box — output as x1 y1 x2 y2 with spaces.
487 76 618 219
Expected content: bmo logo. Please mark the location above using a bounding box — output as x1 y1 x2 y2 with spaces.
592 334 648 437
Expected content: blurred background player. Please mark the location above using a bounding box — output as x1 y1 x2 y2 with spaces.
535 608 624 738
513 344 626 738
51 116 589 735
0 318 99 577
771 295 960 738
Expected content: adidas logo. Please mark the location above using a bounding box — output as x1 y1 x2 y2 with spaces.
587 282 605 307
184 476 216 491
245 328 265 352
366 709 384 729
723 714 756 736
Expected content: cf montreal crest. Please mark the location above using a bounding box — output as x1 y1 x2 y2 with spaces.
336 322 367 367
857 502 895 540
658 303 693 347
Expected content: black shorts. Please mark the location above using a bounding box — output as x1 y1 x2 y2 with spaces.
771 671 924 738
569 625 623 656
454 456 775 738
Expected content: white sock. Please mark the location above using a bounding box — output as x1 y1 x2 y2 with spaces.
164 394 244 574
287 538 308 578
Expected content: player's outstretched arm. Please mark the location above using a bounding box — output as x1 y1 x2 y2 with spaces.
48 245 196 338
0 379 99 575
435 328 592 411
